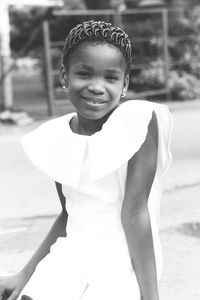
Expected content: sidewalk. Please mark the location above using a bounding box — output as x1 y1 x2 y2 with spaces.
1 99 200 299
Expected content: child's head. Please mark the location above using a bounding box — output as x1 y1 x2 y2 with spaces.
62 20 132 75
60 20 132 121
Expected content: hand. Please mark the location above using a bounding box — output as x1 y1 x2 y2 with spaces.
0 273 28 300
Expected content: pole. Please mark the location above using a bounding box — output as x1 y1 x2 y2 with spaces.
162 8 170 101
0 2 13 109
43 20 54 116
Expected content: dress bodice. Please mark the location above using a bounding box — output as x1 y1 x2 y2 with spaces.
62 153 127 242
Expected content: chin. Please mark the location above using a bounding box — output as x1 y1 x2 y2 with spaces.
78 108 107 119
83 112 106 120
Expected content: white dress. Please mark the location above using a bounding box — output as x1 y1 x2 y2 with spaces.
19 100 172 300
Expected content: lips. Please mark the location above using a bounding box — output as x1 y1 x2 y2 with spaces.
82 96 107 105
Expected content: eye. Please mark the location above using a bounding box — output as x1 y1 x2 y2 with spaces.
77 71 91 78
106 75 120 82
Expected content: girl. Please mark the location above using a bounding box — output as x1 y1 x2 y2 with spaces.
0 20 172 300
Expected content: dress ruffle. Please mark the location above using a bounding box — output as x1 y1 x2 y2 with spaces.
21 100 172 186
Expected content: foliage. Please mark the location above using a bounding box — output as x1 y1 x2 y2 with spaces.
169 71 200 100
127 5 200 100
131 59 166 92
10 7 47 53
167 6 200 99
9 1 86 54
9 4 200 101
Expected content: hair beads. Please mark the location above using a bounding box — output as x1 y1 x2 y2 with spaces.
62 20 132 72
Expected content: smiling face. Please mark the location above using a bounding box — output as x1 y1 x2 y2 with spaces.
61 42 129 121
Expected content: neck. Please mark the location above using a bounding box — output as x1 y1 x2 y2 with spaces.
72 108 116 136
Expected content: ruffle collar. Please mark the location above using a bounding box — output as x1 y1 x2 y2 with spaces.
21 100 172 186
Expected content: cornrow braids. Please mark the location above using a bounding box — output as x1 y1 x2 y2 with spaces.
62 20 132 73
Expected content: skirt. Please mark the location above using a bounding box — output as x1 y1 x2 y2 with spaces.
18 237 141 300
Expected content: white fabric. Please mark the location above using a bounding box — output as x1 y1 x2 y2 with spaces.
19 100 172 300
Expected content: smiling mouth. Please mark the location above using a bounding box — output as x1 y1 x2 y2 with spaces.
82 97 107 105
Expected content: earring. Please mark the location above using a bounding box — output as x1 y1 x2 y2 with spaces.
63 84 68 91
121 90 126 98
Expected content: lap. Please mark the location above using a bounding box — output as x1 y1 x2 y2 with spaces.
17 238 141 300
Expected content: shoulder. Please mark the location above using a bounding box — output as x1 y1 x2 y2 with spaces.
116 100 159 139
35 113 73 132
21 113 74 143
20 112 82 186
122 100 172 176
106 100 154 131
112 100 156 127
117 100 171 136
20 113 75 163
118 99 170 114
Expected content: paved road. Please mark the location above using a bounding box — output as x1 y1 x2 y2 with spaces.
165 108 200 190
171 109 200 159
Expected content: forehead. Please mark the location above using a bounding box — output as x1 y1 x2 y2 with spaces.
69 42 126 72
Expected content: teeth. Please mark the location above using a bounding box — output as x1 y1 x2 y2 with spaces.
84 98 104 104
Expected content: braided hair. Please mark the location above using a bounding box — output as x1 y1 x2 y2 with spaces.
62 20 132 74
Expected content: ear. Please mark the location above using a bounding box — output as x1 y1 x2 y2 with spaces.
123 74 129 93
121 74 129 98
60 64 68 87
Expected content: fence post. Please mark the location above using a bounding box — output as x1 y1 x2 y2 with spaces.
0 2 13 109
43 20 54 116
162 8 170 101
112 10 122 27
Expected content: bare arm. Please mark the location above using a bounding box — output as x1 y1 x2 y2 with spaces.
20 182 68 279
0 182 68 300
121 111 159 300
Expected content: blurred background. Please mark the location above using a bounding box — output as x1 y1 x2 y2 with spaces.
1 0 200 118
1 1 200 300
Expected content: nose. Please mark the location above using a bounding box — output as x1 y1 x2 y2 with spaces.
87 79 105 94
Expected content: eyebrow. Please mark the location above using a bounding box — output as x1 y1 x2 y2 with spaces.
105 69 123 75
74 64 92 70
74 64 123 74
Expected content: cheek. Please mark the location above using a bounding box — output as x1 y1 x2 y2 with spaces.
111 82 124 94
68 80 82 93
109 87 122 102
69 74 87 88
